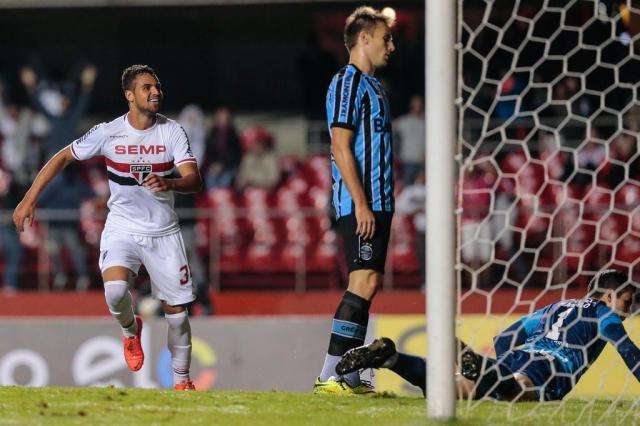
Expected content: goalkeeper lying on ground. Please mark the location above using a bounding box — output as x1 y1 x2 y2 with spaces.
336 269 640 401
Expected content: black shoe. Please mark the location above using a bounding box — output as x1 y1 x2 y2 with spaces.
459 345 483 382
457 338 468 354
336 337 397 375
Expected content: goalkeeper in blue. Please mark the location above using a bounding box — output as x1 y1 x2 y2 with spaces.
336 269 640 401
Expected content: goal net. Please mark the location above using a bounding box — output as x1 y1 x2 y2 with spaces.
457 0 640 418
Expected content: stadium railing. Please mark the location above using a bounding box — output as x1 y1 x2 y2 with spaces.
0 207 423 292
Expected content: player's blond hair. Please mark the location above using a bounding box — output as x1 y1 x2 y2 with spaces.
344 6 395 51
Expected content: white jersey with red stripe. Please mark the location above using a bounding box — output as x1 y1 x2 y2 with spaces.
70 113 197 236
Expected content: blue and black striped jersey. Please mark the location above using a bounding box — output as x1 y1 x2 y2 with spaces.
326 64 394 218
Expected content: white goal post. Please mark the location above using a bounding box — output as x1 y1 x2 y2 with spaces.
426 0 457 420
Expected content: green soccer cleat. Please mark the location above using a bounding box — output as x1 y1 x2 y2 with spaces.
335 337 397 375
312 376 375 396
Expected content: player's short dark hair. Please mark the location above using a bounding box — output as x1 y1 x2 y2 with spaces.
588 269 636 297
121 65 159 92
344 6 395 51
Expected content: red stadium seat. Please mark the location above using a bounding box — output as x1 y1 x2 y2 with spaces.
583 187 612 220
539 181 566 209
307 229 338 272
307 187 330 210
307 155 332 189
615 183 640 211
590 213 627 267
389 214 418 273
630 209 640 235
598 212 627 244
616 234 640 264
208 188 235 208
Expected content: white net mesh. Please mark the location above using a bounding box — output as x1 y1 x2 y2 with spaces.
457 0 640 418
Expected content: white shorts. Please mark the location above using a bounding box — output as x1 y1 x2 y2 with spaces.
99 229 196 306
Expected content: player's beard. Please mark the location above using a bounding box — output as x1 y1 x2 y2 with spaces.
135 98 161 116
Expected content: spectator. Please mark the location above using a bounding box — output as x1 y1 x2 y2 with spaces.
580 130 607 169
173 104 213 314
460 161 495 278
395 170 426 284
177 104 206 166
572 128 607 189
235 127 280 191
174 192 213 315
204 107 242 189
538 131 568 182
605 133 639 189
494 72 524 121
0 81 34 183
20 64 96 159
394 94 425 186
38 164 95 291
565 77 581 98
0 168 26 293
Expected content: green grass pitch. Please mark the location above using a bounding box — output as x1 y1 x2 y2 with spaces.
0 387 638 425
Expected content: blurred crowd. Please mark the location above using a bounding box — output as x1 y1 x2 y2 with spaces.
0 65 415 300
456 2 640 288
0 64 295 303
0 5 429 298
2 58 639 297
4 2 640 296
0 64 100 294
459 129 640 288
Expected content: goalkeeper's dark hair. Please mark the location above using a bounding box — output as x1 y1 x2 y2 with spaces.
344 6 395 51
588 269 635 297
121 65 159 92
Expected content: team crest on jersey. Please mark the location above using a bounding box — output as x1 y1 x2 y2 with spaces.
130 164 152 185
359 242 373 261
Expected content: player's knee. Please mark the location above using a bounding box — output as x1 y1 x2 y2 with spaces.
347 270 381 300
513 373 533 388
368 273 382 293
162 301 187 315
364 273 382 298
513 374 537 400
104 280 131 311
165 310 191 334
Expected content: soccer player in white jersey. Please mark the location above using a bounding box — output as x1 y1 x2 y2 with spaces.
13 65 202 391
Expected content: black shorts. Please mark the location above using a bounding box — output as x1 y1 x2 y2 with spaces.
500 349 571 401
337 211 393 273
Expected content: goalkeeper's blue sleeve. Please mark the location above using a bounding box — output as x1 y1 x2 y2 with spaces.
601 321 640 382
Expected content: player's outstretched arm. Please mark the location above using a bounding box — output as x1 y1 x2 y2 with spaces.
13 146 76 232
143 162 202 194
602 321 640 382
331 127 375 240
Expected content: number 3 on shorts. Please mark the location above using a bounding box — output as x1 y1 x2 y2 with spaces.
179 265 190 285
